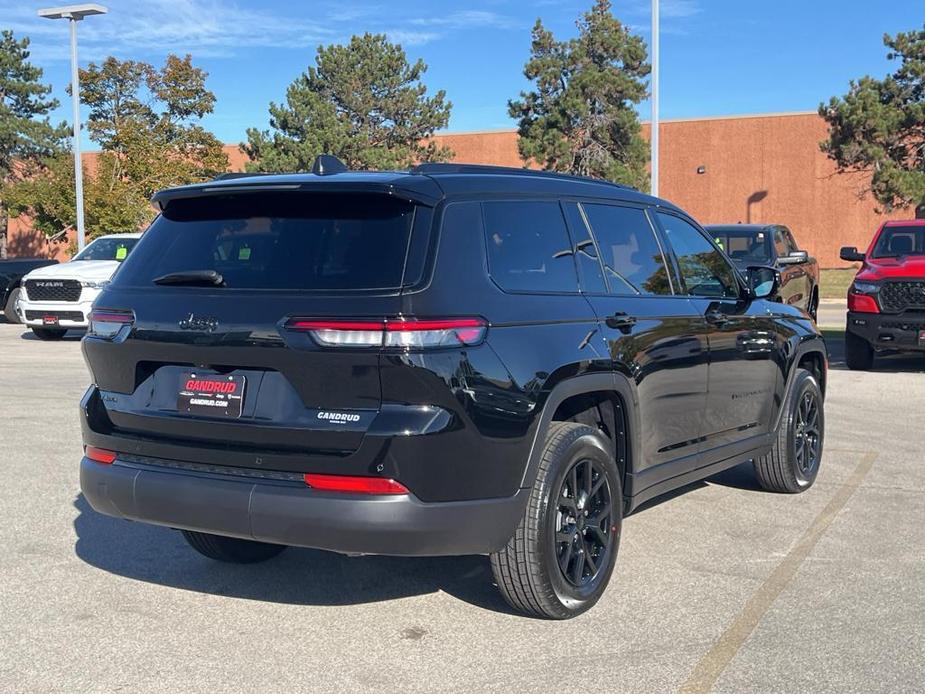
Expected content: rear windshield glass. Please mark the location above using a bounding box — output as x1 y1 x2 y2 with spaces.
709 229 771 264
73 237 139 262
112 193 415 290
871 226 925 258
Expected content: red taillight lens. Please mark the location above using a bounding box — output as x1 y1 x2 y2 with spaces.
85 446 116 464
287 317 487 349
88 309 134 338
848 292 879 313
303 473 409 495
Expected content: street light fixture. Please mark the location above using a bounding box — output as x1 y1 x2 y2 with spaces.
37 4 108 252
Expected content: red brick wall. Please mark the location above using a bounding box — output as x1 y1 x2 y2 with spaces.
7 113 913 266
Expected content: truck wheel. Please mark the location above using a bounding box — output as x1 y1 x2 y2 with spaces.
31 327 67 340
3 287 22 324
753 368 824 493
181 530 287 564
490 422 621 619
845 330 874 370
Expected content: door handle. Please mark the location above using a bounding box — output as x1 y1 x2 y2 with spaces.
705 309 730 326
606 312 637 330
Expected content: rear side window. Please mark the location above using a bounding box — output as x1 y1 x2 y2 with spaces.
112 193 415 291
582 203 672 295
483 201 578 293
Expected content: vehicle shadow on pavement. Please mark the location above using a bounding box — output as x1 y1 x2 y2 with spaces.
822 328 925 372
19 329 84 341
72 494 518 614
630 461 763 515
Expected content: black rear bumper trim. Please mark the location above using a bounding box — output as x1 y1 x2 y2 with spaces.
80 457 527 556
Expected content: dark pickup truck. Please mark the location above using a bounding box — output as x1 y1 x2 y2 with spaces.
706 224 820 320
0 257 59 323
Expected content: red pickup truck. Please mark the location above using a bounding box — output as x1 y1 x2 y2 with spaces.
840 219 925 369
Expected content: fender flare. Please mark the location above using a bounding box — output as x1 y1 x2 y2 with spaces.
518 372 641 492
773 338 827 432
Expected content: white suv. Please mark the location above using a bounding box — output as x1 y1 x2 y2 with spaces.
18 233 142 340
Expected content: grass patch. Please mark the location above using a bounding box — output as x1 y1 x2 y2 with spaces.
819 268 857 300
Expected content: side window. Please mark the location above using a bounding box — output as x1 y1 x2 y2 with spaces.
656 212 739 299
784 228 799 253
582 203 672 295
562 202 607 294
483 201 579 293
773 227 790 257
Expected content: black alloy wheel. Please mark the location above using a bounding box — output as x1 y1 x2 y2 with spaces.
793 389 821 481
554 457 614 588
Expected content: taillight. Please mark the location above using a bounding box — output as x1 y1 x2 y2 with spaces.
287 317 487 349
304 473 409 495
85 446 116 464
88 309 134 338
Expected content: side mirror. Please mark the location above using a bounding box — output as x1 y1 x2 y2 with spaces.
778 250 809 265
745 265 780 299
839 246 865 262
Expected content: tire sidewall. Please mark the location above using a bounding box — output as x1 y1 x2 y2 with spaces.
784 372 824 488
540 431 622 614
4 287 22 324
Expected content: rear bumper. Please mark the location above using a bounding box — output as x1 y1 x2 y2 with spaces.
847 310 925 351
80 456 527 556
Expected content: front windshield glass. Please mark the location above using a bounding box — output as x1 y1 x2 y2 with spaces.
709 229 771 264
73 237 139 262
871 226 925 258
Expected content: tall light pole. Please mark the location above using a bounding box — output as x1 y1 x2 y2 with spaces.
651 0 659 196
38 4 107 252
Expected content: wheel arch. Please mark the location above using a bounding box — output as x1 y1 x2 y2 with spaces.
520 373 640 508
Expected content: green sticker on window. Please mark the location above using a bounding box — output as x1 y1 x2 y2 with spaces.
714 238 724 250
115 245 127 260
238 246 251 260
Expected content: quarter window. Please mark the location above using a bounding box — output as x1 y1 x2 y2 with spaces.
483 201 579 293
657 212 739 299
582 204 672 295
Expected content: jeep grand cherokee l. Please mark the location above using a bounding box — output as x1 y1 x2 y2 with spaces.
840 219 925 370
79 160 827 619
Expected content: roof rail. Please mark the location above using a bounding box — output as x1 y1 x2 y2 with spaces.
410 162 634 190
212 171 281 181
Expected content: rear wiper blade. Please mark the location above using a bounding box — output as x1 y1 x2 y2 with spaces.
153 270 225 287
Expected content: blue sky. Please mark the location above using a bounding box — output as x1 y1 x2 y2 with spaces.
3 0 922 147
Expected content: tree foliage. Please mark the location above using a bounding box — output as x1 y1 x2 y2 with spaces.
5 54 228 242
820 25 925 216
0 30 67 256
509 0 650 189
243 33 452 171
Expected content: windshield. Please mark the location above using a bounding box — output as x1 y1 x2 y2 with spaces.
73 237 139 262
871 226 925 258
709 229 771 264
111 192 416 291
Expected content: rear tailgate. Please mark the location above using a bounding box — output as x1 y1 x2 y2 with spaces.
82 190 421 457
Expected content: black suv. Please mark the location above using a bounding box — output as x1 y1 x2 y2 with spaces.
80 161 827 619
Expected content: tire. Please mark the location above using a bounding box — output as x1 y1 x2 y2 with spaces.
31 327 67 340
808 290 818 322
3 287 22 324
180 530 287 564
490 422 622 619
753 368 824 493
845 330 874 370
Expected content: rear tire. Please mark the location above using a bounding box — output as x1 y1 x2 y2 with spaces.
845 330 874 370
3 287 21 324
490 422 622 619
31 327 66 340
753 368 824 493
181 530 287 564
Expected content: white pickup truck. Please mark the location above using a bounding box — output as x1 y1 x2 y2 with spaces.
17 233 142 340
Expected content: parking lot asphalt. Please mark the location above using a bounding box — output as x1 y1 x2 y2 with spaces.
0 318 922 694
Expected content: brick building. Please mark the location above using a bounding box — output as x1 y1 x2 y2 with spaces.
5 111 914 267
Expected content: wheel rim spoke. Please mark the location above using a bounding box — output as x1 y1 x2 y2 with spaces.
553 456 614 588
